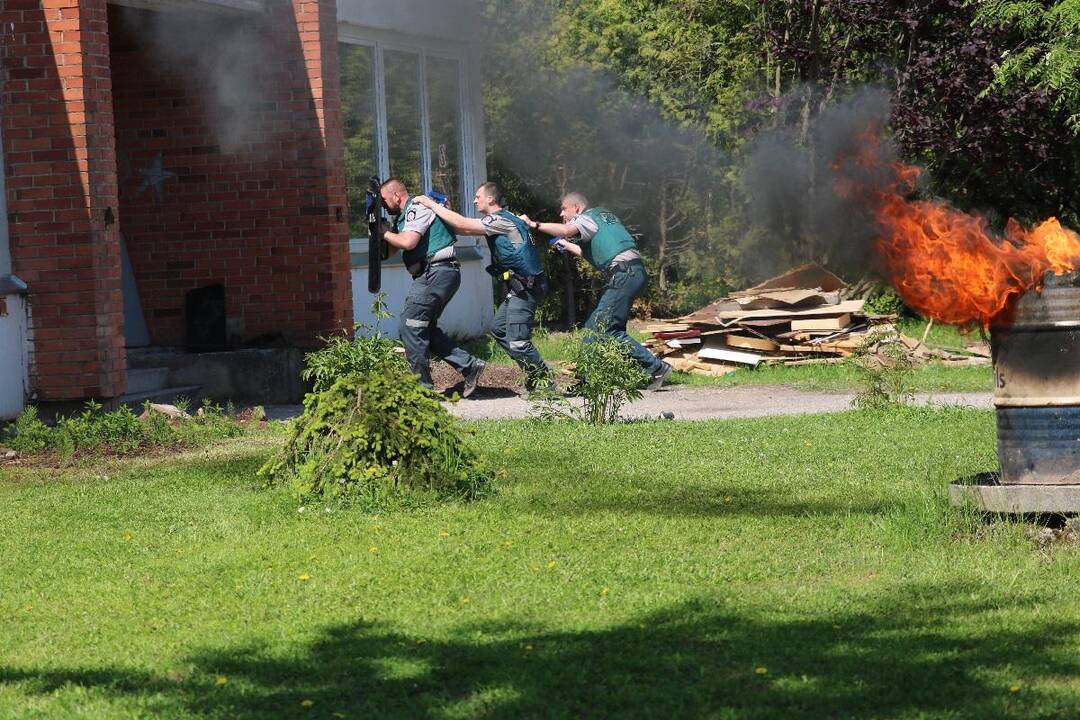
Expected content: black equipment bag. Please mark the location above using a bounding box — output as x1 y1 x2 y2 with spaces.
366 176 385 293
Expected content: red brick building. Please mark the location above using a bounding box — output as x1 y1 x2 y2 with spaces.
0 0 488 417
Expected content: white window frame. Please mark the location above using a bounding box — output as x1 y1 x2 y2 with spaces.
338 25 484 251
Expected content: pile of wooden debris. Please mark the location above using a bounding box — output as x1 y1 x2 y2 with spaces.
646 263 991 376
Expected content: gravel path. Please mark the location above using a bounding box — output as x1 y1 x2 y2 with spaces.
444 385 994 421
265 385 993 422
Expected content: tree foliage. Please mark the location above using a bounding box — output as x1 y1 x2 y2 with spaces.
977 0 1080 132
482 0 1080 319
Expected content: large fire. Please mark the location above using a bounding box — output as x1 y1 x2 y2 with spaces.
838 129 1080 327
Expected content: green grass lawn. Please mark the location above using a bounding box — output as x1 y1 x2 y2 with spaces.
3 407 1078 718
466 319 992 393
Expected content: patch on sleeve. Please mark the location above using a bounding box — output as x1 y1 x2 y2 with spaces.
407 209 417 222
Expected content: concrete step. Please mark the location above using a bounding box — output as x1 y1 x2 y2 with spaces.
127 367 170 395
114 385 203 413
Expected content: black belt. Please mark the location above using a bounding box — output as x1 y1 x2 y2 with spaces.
409 257 459 278
503 271 546 296
607 258 644 274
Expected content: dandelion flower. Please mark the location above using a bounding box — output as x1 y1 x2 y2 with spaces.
601 587 610 596
215 676 228 686
755 666 768 676
547 560 557 569
298 574 311 582
1010 683 1021 693
369 546 379 554
300 699 314 707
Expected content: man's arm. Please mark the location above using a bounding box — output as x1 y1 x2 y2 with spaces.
519 214 580 239
519 214 586 257
384 202 442 251
414 195 486 236
384 227 421 251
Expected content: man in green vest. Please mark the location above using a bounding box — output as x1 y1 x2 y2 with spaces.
415 182 553 394
522 192 672 391
380 178 486 396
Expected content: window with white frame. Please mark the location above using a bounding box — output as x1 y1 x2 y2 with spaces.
340 34 471 242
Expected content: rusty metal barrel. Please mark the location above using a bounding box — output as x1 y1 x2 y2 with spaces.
991 271 1080 485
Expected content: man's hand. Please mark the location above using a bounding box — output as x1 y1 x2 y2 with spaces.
414 195 436 209
518 214 540 231
377 219 394 237
552 238 570 252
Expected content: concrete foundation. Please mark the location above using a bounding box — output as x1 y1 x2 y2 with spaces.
129 348 308 404
950 473 1080 513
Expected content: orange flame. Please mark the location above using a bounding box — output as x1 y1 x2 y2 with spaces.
840 129 1080 326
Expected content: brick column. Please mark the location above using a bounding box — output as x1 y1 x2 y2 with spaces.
0 0 125 401
292 0 353 335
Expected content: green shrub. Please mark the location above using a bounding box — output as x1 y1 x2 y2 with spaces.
259 364 494 507
6 406 52 453
863 287 906 316
4 399 243 458
851 329 916 409
646 277 732 318
302 294 407 392
567 327 650 424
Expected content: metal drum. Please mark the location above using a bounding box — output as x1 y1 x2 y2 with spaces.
991 271 1080 485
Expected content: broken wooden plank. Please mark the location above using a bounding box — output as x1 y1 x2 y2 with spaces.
730 289 842 310
715 299 865 322
741 262 847 294
698 346 762 367
725 334 779 352
790 313 851 332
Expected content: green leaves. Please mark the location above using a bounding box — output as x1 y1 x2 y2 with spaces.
977 0 1080 132
570 326 649 424
260 366 494 508
302 294 408 394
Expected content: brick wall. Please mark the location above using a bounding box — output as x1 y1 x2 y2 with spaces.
109 0 351 348
0 0 126 401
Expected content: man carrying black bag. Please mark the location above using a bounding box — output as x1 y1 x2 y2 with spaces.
380 178 486 396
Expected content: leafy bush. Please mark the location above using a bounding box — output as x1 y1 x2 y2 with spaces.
302 294 407 392
4 399 244 458
567 327 650 424
6 405 52 453
851 329 916 409
259 363 493 507
864 287 906 316
645 277 733 319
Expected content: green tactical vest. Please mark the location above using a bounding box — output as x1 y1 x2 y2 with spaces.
396 197 456 268
486 210 543 277
579 207 637 270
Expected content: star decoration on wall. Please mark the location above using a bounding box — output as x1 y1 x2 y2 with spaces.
137 153 177 202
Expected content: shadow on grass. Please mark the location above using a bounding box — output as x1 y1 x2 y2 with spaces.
4 582 1075 718
505 479 893 519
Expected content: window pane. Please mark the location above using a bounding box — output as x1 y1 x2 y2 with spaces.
384 50 423 195
339 43 378 238
426 57 463 211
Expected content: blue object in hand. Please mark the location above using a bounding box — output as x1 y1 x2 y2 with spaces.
549 237 567 254
428 190 449 206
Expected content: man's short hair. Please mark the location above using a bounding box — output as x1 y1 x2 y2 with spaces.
380 177 407 194
478 181 505 206
562 192 588 208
